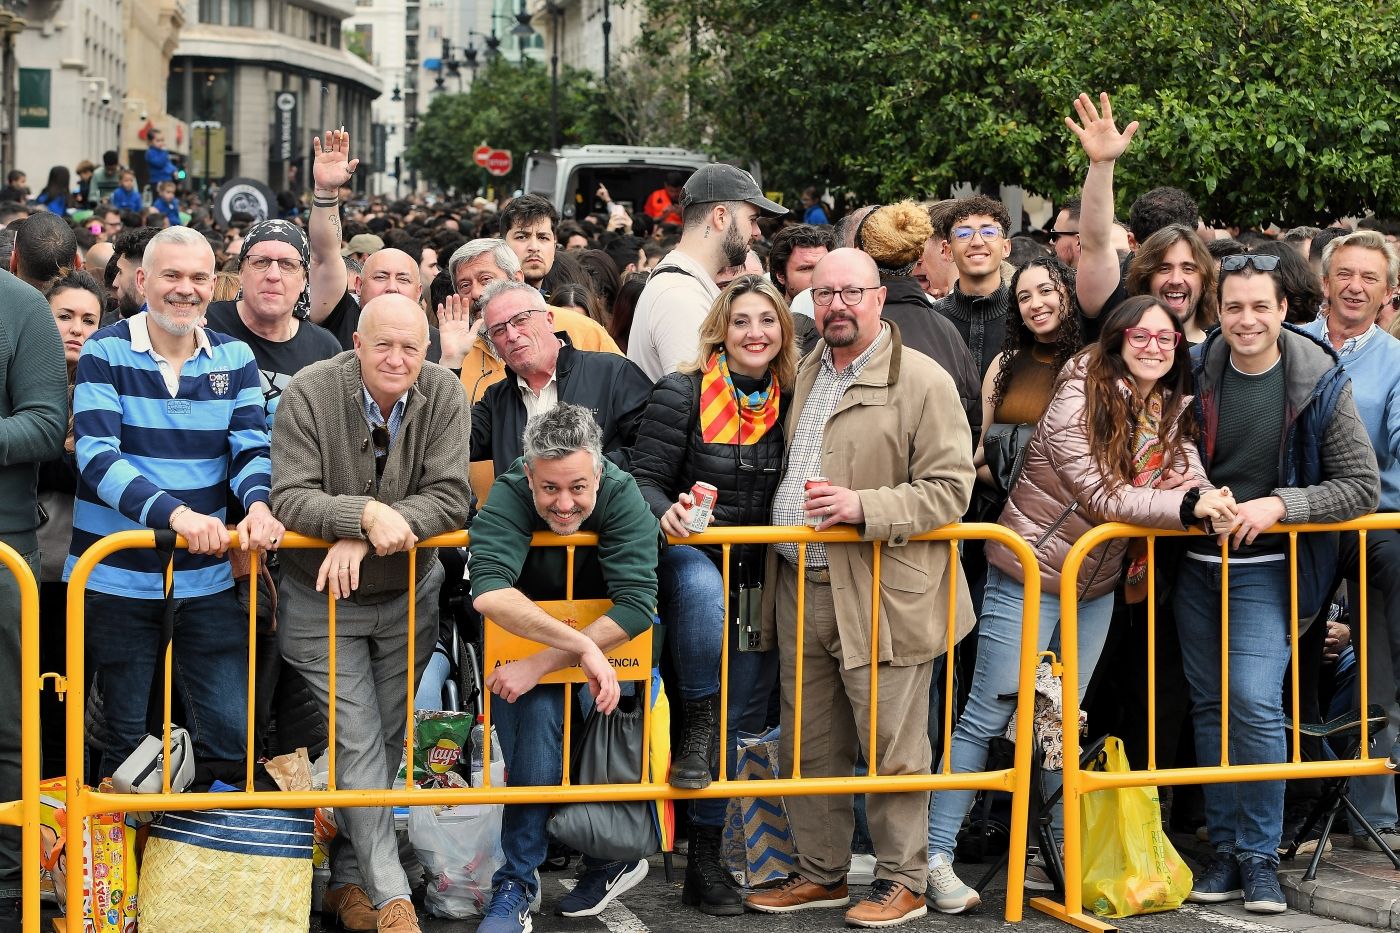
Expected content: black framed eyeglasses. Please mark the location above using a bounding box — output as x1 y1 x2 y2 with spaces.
1046 229 1079 242
811 285 879 306
1220 253 1280 273
371 423 390 478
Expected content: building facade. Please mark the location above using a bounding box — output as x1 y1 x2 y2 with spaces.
171 0 380 192
12 0 130 183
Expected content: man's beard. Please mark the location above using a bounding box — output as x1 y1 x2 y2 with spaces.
148 305 198 337
821 312 859 347
118 286 144 318
722 222 748 268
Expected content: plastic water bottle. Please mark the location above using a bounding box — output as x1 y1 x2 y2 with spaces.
469 715 485 782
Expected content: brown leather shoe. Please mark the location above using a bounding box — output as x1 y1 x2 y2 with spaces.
376 898 421 932
844 880 928 928
744 873 849 913
323 884 378 932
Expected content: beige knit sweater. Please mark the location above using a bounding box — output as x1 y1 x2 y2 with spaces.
271 350 472 601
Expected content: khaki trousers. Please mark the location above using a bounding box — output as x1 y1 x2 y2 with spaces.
775 560 932 894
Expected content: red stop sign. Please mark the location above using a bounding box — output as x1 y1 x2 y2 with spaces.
485 149 513 177
473 144 492 168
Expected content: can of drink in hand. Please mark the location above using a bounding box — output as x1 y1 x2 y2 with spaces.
805 477 829 527
688 482 718 533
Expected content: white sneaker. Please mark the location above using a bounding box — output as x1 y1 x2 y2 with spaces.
848 852 878 886
1024 852 1055 892
926 853 980 914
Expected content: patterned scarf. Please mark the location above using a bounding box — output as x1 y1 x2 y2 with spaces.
1125 387 1167 599
698 351 780 445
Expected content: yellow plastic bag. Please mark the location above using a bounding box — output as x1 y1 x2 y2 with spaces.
1080 736 1193 918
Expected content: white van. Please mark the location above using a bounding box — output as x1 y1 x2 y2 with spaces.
521 145 732 220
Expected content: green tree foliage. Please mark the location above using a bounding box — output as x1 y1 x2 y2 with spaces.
639 0 1400 225
405 59 619 192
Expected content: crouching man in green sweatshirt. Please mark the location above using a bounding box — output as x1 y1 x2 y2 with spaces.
469 402 663 933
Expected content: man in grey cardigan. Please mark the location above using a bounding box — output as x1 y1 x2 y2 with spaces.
271 293 471 933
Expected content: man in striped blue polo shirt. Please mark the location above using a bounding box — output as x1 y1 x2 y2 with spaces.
66 226 283 779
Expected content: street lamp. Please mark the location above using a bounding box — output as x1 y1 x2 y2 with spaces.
511 1 535 37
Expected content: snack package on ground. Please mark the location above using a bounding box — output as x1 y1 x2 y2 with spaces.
398 709 473 786
264 746 314 791
409 802 505 919
38 776 139 932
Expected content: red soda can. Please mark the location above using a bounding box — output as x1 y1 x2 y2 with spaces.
805 477 829 527
688 482 718 533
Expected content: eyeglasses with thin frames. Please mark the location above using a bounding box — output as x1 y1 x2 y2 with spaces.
487 309 537 341
1123 327 1182 350
951 225 1004 242
243 255 306 276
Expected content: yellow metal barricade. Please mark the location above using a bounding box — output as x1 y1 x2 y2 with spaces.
1035 516 1400 933
63 522 1043 922
0 544 40 933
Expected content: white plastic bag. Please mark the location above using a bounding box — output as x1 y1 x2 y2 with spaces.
408 803 505 918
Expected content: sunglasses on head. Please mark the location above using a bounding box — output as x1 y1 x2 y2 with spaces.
1220 253 1280 273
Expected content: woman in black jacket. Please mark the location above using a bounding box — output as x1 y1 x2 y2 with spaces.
629 274 796 915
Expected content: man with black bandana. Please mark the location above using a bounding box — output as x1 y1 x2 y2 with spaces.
203 219 341 760
627 164 785 382
205 219 342 429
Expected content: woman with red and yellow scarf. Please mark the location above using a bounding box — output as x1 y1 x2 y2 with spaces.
628 274 797 916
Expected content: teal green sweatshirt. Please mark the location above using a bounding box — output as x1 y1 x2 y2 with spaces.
470 457 662 647
0 270 68 550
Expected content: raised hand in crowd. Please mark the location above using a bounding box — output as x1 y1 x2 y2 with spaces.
312 126 359 190
436 292 480 370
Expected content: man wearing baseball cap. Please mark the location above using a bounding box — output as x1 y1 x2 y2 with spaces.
627 164 784 381
342 233 385 263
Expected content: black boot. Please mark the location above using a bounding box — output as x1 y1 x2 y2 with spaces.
671 693 717 789
682 826 742 915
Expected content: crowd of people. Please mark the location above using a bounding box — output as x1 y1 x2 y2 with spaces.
2 90 1400 933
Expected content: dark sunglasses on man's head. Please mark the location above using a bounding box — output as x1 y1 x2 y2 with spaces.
1220 253 1280 273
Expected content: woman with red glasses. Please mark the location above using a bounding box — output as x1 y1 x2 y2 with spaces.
926 294 1239 913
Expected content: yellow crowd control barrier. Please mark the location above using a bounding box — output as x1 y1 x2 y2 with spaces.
1035 515 1400 933
62 522 1043 922
0 544 39 933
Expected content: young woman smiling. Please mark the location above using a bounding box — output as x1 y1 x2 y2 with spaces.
627 274 796 916
926 294 1238 914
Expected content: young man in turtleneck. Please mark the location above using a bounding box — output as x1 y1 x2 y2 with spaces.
930 195 1012 379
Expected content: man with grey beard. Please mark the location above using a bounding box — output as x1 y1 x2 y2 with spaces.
627 164 784 381
68 225 282 781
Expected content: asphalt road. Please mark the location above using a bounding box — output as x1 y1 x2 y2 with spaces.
301 847 1374 933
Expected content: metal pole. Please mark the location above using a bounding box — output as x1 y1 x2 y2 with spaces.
602 0 611 82
550 7 559 149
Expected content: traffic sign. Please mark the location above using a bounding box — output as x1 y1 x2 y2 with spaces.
485 149 513 176
473 144 493 168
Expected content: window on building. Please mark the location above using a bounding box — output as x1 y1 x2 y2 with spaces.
167 62 236 134
229 0 253 26
198 0 222 24
405 7 419 31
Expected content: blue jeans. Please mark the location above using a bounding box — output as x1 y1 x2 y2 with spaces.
927 565 1114 860
87 587 248 778
491 685 565 896
657 545 778 826
1175 557 1291 863
659 546 725 700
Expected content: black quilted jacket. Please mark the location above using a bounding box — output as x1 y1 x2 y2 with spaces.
628 370 790 579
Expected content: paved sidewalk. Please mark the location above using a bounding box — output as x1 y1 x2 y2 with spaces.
1277 839 1400 929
